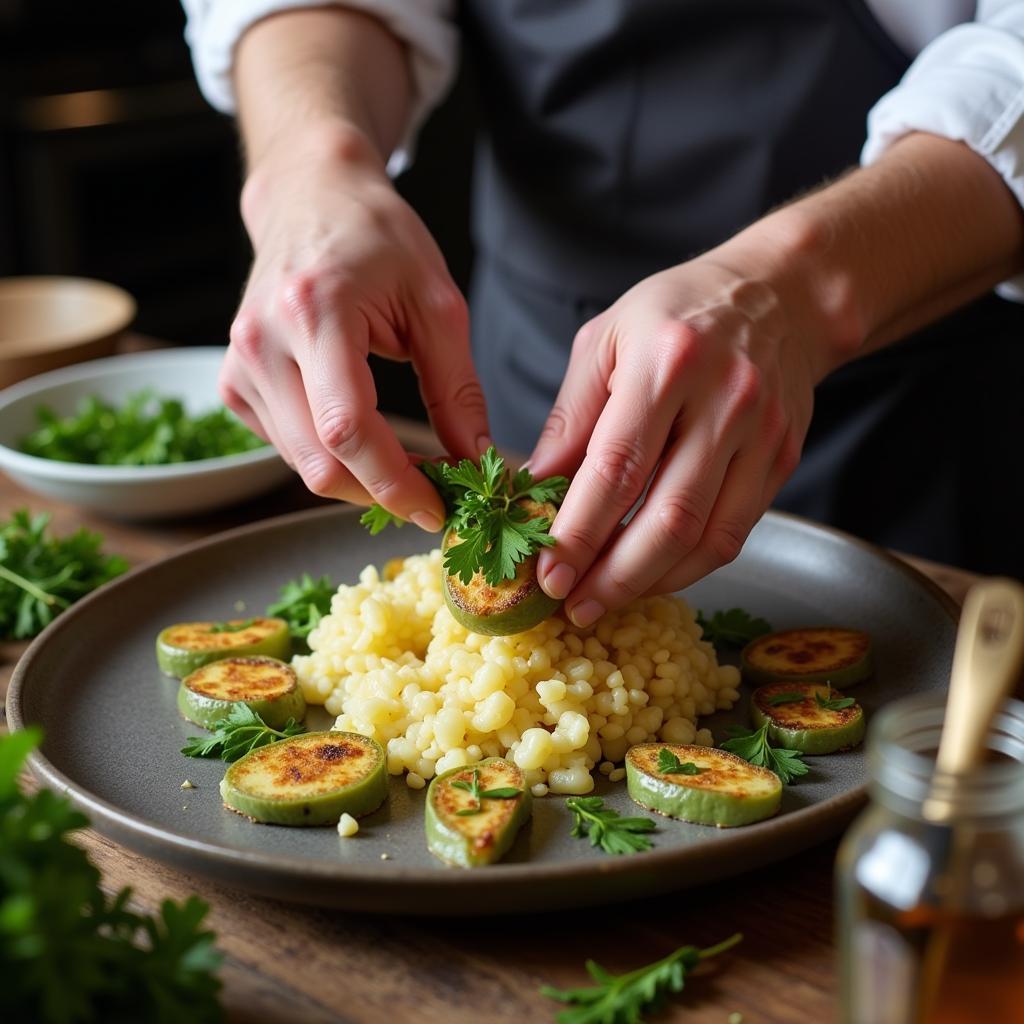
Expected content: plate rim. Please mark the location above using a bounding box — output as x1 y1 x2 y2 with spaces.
6 505 959 893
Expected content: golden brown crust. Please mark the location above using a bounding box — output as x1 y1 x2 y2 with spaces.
165 618 284 651
752 682 860 729
626 744 779 799
745 628 869 676
185 657 295 699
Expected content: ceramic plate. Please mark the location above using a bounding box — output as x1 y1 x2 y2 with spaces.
7 506 956 915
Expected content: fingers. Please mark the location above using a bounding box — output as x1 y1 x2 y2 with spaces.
409 282 492 459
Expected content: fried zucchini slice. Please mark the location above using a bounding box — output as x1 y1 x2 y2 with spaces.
220 731 387 826
626 743 782 828
425 758 532 867
156 617 291 678
442 499 561 637
741 627 871 688
750 682 865 754
177 656 306 730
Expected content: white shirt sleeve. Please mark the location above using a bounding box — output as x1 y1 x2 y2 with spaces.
862 0 1024 300
180 0 457 174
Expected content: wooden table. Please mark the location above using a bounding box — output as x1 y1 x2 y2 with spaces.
0 426 977 1024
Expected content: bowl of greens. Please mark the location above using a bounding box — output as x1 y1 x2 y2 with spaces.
0 347 293 518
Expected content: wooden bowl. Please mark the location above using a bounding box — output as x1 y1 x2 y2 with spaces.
0 276 136 388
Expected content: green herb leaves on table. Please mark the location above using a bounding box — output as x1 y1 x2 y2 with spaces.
540 932 743 1024
450 767 523 816
815 687 856 712
19 390 266 466
360 447 569 587
720 721 808 785
265 572 335 643
0 509 128 640
0 728 223 1023
181 705 305 762
656 748 704 775
566 796 656 855
695 608 772 651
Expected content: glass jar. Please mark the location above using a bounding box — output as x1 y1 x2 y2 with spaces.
836 694 1024 1024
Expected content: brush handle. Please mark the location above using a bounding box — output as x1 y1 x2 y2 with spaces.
935 577 1024 776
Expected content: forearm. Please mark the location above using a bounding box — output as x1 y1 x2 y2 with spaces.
718 132 1024 378
234 7 412 171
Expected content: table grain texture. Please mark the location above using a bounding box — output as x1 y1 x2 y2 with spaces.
0 416 979 1024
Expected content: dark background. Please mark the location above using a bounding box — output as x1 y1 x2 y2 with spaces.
0 0 475 420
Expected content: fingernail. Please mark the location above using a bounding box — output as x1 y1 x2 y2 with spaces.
542 562 576 600
569 599 604 629
411 510 443 532
476 434 494 453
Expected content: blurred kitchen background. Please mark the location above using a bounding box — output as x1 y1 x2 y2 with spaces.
0 0 475 420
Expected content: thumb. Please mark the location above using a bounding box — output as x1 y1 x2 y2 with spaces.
410 282 492 458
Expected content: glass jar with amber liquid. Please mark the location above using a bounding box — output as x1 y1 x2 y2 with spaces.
836 694 1024 1024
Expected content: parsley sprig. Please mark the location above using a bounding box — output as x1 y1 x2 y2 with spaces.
695 608 772 651
360 448 569 587
181 705 305 762
566 797 656 855
540 932 743 1024
1 729 222 1022
450 767 523 816
0 509 128 640
815 686 856 712
656 749 704 775
720 721 808 784
265 572 335 643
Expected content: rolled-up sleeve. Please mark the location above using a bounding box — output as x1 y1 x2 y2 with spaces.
181 0 457 172
862 0 1024 300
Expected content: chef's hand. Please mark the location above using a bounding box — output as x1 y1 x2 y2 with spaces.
527 243 828 627
220 125 490 530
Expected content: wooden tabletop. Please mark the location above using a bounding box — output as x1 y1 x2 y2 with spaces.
0 421 978 1024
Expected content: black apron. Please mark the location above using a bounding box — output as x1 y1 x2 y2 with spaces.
460 0 1024 578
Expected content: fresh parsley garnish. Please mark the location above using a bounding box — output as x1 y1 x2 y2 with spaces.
265 572 335 642
360 448 569 587
0 509 128 640
566 796 656 855
720 721 808 785
695 608 772 651
19 389 265 465
815 687 855 712
450 767 523 816
656 749 704 775
1 729 223 1021
764 691 806 707
207 618 256 634
181 705 305 762
540 932 742 1024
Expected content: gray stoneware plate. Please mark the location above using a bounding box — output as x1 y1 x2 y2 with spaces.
7 506 957 915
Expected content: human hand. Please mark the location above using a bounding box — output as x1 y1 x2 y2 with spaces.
527 246 830 626
220 124 490 530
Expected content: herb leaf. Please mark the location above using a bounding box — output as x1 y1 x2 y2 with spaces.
360 448 569 587
207 618 256 634
448 767 522 816
359 505 404 536
566 796 656 855
181 705 305 762
0 509 128 640
815 687 856 712
540 933 743 1024
696 608 772 651
765 691 806 707
656 749 704 775
266 572 335 643
720 721 808 785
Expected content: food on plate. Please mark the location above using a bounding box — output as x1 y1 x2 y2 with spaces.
565 795 656 855
0 508 128 641
220 731 387 825
265 572 335 649
156 617 291 678
181 704 305 761
626 743 782 827
360 448 568 637
750 682 865 754
292 550 741 794
741 627 872 687
695 607 772 652
443 498 561 636
177 656 306 729
719 720 808 784
425 757 531 866
19 389 265 465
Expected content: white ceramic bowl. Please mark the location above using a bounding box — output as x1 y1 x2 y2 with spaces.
0 348 293 519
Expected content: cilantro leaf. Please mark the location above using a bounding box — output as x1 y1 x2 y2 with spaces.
815 688 856 712
764 691 806 707
207 618 256 634
360 505 404 535
447 767 522 815
696 608 772 651
566 797 656 855
265 572 335 642
656 748 704 775
720 721 808 785
181 705 305 762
